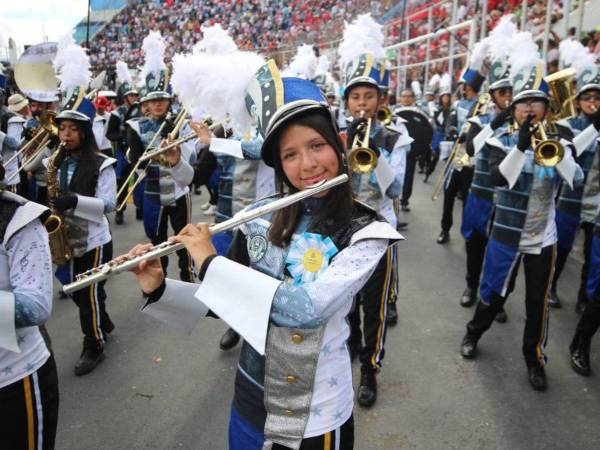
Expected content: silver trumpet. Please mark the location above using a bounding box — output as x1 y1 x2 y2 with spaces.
62 174 349 294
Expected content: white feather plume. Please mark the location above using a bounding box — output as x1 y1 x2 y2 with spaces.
559 39 596 76
428 73 441 90
509 32 541 79
411 80 422 98
281 44 317 79
439 73 452 92
141 31 166 80
171 50 265 135
338 13 385 67
193 23 237 55
116 61 132 84
488 15 517 62
469 37 490 72
53 31 91 90
314 55 330 77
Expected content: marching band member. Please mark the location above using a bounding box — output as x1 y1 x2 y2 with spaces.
4 94 31 194
550 43 600 312
106 60 140 225
49 32 117 375
459 38 583 391
436 40 488 244
126 31 195 282
20 96 59 206
92 96 113 157
570 201 600 375
0 131 20 193
338 14 410 407
459 16 515 320
426 75 453 181
124 72 402 450
0 162 59 450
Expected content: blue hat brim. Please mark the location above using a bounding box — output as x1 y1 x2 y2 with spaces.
261 100 335 168
577 84 600 97
344 76 380 98
140 91 172 103
512 90 549 105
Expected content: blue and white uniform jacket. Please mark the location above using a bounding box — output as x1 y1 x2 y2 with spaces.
351 122 411 227
141 198 402 449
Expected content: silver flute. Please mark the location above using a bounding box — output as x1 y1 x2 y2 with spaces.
63 174 349 294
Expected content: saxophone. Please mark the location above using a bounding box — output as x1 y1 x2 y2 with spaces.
46 142 72 265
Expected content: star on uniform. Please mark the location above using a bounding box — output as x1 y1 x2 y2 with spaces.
321 344 331 356
311 407 322 417
327 376 338 387
2 366 12 375
332 410 343 421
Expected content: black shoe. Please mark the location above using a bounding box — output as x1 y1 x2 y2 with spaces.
570 334 591 376
460 287 477 307
348 342 362 363
386 302 398 325
74 347 105 376
396 222 408 231
527 364 548 391
548 289 561 308
495 308 508 323
423 173 430 183
460 334 478 359
115 211 124 225
437 231 449 244
194 186 202 195
135 208 143 221
401 204 410 212
58 289 69 300
357 365 377 408
418 167 424 174
219 328 240 351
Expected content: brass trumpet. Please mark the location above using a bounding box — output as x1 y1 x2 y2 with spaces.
377 105 393 126
347 112 378 174
532 122 564 167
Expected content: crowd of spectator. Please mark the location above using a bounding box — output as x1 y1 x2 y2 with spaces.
88 0 394 74
87 0 600 98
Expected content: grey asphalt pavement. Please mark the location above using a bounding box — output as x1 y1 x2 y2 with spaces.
48 177 600 450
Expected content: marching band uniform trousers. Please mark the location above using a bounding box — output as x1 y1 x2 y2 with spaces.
441 167 473 233
401 150 417 207
349 246 396 369
0 355 59 450
552 221 594 302
465 229 488 291
71 242 114 350
151 193 194 282
467 244 555 366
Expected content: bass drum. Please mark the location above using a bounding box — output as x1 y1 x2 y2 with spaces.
14 42 59 103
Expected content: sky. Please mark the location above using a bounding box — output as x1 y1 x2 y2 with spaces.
0 1 89 60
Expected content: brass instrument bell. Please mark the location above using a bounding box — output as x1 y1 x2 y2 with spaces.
348 113 378 174
377 105 393 126
532 122 564 167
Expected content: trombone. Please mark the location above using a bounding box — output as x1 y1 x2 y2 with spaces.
6 110 58 182
115 107 187 212
431 93 492 201
347 111 378 174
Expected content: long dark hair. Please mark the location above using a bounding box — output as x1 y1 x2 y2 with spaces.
56 120 101 197
268 110 354 247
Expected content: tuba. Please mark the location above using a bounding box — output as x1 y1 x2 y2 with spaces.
545 68 577 123
45 142 72 266
347 112 378 174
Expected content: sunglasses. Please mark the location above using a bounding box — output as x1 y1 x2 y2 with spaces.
580 93 600 102
514 100 546 110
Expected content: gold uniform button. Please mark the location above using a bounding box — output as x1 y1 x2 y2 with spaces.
291 333 303 344
287 375 297 384
284 409 294 416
